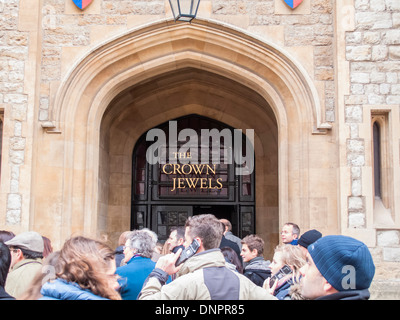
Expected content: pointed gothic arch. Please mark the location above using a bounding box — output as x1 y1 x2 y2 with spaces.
35 19 333 250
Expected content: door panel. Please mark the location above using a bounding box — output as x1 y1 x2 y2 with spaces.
151 206 193 241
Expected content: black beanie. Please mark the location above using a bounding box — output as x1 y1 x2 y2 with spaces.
297 229 322 248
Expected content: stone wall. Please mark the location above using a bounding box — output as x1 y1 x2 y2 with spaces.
345 0 400 237
344 0 400 299
0 0 399 299
0 0 29 225
2 0 336 233
36 0 335 125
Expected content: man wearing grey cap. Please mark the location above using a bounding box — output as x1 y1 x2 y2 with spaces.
5 231 44 299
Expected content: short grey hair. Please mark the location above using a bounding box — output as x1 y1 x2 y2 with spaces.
125 230 155 258
141 228 158 246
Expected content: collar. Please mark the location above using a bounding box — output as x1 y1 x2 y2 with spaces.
248 256 265 263
11 258 42 271
315 289 370 300
127 254 147 264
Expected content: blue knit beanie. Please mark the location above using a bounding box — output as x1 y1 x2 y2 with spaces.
308 235 375 291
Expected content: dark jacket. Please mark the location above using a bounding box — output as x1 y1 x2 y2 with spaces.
0 286 15 300
115 245 124 268
243 256 271 287
274 278 293 300
315 289 371 300
220 236 242 265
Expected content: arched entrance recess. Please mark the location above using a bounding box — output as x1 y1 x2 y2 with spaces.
131 114 257 242
37 19 333 254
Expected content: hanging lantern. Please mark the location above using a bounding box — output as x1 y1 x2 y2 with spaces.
168 0 201 22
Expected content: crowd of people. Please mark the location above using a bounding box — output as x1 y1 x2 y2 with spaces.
0 215 376 300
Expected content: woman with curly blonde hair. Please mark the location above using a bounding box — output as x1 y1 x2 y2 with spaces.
40 236 121 300
264 244 306 300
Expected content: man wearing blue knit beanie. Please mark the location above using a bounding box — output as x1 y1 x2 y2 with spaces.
300 235 375 300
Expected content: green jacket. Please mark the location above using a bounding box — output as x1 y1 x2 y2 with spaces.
5 258 42 299
139 249 277 300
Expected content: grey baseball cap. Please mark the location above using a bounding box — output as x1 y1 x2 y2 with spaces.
5 231 44 253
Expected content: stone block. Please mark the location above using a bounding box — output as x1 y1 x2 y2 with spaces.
348 212 365 227
345 105 363 123
7 193 21 210
372 45 388 61
348 196 364 211
386 0 400 11
346 45 372 61
350 72 370 84
356 12 392 29
351 178 362 196
393 13 400 28
383 30 400 44
348 154 365 166
383 248 400 262
389 46 400 60
391 84 400 94
6 209 21 225
347 138 364 153
370 0 386 12
387 95 400 104
377 230 400 247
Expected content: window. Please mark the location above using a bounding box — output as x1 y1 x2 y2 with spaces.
373 121 381 198
371 111 394 225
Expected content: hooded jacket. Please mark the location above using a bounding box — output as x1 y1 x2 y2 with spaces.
243 257 271 287
139 249 276 300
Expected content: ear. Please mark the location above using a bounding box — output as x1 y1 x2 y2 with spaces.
323 280 337 295
15 248 24 260
194 237 204 252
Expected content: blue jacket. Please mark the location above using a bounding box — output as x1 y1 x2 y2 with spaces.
116 256 156 300
40 278 108 300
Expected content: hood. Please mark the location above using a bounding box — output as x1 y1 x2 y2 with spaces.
177 249 226 277
246 257 271 271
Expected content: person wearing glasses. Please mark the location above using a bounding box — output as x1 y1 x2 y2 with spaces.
4 231 44 299
116 230 169 299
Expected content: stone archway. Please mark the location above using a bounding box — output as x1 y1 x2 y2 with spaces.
35 19 334 252
101 67 278 254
